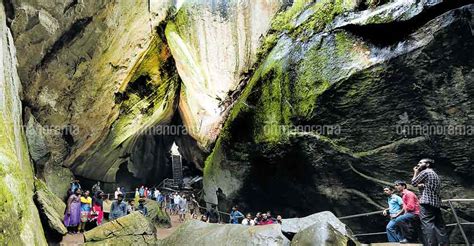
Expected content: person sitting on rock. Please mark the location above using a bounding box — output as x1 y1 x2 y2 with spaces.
383 186 404 242
394 180 421 243
229 205 244 224
241 213 255 226
110 193 127 220
137 199 148 216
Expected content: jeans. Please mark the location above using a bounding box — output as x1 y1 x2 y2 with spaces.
386 219 401 242
394 212 417 241
420 204 448 245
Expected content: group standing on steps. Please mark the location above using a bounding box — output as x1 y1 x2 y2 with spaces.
383 158 448 245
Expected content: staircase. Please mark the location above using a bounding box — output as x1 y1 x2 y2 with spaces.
171 154 183 184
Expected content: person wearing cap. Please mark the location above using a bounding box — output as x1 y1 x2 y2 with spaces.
394 180 420 243
382 186 403 242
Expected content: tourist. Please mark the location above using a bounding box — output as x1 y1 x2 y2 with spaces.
78 190 92 232
127 200 136 214
178 195 188 222
114 187 122 200
258 213 273 225
394 180 420 243
91 191 104 226
383 186 403 242
139 185 145 197
154 188 160 201
173 193 181 215
70 179 81 193
134 188 140 205
207 205 219 223
157 191 165 208
200 215 208 223
254 212 262 225
192 213 198 220
91 181 101 194
276 215 283 224
188 197 197 216
64 188 82 234
229 206 244 224
166 194 173 214
110 194 127 220
411 158 448 245
242 213 255 226
266 211 276 224
137 199 148 216
144 187 149 198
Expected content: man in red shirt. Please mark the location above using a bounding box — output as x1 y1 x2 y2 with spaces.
394 180 420 243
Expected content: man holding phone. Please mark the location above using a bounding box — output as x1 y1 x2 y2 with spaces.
411 158 448 245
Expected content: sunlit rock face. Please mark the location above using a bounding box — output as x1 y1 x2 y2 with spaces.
203 0 473 240
0 2 46 244
166 0 284 149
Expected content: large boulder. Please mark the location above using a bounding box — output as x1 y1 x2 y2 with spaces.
0 2 47 244
84 211 155 243
156 220 290 246
33 179 67 236
143 199 171 228
291 223 357 246
281 211 353 237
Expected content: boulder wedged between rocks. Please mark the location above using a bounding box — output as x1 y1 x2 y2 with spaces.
84 211 155 243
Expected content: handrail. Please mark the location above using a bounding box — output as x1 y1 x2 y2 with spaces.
338 198 472 244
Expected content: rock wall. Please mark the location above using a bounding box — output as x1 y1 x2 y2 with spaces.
0 2 46 244
9 0 180 190
203 0 473 238
166 0 285 149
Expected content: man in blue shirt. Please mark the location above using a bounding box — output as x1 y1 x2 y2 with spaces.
383 186 403 242
110 194 128 220
229 205 244 224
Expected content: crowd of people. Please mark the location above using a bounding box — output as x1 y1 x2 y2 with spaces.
63 185 105 234
62 158 448 245
382 158 448 245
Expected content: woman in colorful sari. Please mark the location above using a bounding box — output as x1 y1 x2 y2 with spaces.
79 190 92 232
64 188 82 234
91 191 104 226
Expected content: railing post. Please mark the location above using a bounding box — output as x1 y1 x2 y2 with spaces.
448 200 469 245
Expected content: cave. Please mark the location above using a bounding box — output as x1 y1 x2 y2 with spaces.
1 0 473 244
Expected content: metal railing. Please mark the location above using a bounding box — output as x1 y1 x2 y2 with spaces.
338 199 473 245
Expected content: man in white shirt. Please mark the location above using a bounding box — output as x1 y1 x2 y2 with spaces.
242 213 255 226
